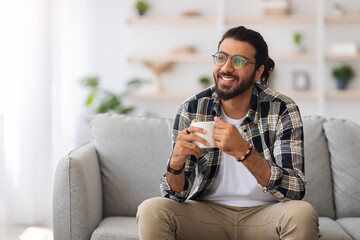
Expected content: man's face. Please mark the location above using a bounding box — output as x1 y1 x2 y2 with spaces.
213 38 258 101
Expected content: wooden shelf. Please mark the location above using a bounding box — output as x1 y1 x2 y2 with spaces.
128 15 316 25
129 91 197 100
128 16 216 24
129 90 320 100
128 53 211 63
326 90 360 99
226 15 316 24
279 90 317 99
325 15 360 23
273 52 316 61
325 54 360 61
129 53 316 63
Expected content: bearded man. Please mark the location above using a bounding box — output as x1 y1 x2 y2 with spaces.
136 26 319 240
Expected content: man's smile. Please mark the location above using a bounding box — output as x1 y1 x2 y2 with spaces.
219 74 238 86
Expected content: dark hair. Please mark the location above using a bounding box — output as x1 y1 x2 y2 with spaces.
218 26 275 85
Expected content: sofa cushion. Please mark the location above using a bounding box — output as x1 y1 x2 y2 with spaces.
323 119 360 218
318 217 352 240
336 218 360 240
90 216 139 240
302 116 335 219
91 114 173 217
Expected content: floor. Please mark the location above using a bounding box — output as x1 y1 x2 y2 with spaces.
0 223 53 240
0 224 27 240
0 201 52 240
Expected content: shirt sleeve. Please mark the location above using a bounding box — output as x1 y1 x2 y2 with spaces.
160 103 197 202
264 102 306 201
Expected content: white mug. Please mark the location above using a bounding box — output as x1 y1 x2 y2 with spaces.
190 121 216 148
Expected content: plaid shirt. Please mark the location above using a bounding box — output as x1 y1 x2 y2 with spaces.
160 83 305 203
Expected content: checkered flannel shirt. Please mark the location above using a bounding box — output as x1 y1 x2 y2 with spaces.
160 83 305 203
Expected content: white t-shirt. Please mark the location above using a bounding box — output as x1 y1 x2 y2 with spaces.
202 109 276 207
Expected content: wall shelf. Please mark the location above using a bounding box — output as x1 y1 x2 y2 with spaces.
283 90 317 99
129 91 198 100
128 53 211 63
129 90 321 101
326 54 360 61
128 16 216 25
273 52 316 61
128 52 316 63
128 15 317 25
326 90 360 99
226 15 316 24
325 15 360 23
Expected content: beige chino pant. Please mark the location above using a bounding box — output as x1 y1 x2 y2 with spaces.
136 197 319 240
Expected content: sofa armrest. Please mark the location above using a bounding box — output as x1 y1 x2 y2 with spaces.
53 142 103 240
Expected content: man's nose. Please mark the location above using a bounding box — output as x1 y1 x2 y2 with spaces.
221 58 234 73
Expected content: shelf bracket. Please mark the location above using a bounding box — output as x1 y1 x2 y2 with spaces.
142 61 175 93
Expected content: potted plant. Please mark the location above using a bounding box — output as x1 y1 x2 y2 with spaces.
293 32 304 52
199 76 212 88
135 0 149 16
331 64 355 89
333 3 344 15
81 77 145 116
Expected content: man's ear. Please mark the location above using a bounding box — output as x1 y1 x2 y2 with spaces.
255 65 265 82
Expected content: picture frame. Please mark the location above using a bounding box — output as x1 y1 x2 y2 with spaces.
292 71 309 91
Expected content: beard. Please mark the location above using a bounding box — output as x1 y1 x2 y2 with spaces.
214 69 257 101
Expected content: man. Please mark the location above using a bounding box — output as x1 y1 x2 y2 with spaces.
137 26 319 240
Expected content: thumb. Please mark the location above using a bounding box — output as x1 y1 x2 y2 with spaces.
214 116 223 123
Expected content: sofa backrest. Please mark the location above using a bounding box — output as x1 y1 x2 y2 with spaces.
302 116 335 219
91 114 174 217
91 114 358 219
323 118 360 218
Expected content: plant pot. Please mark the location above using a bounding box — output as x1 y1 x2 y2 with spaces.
336 78 347 90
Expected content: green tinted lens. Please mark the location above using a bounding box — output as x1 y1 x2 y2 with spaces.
232 56 246 69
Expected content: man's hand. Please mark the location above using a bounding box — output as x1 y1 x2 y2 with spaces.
213 116 248 158
168 120 210 193
170 120 210 169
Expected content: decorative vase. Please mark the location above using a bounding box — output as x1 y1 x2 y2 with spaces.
336 78 347 90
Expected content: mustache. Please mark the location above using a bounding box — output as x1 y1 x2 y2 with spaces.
219 72 237 78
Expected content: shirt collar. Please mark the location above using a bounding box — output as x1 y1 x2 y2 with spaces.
210 83 260 124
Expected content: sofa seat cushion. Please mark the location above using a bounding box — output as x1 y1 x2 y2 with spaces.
337 218 360 240
90 217 355 240
91 114 174 217
319 217 352 240
90 216 139 240
323 119 360 218
302 116 335 219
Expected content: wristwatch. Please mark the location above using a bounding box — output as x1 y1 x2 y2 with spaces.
167 161 185 175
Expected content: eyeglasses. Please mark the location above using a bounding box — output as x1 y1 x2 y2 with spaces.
212 52 255 70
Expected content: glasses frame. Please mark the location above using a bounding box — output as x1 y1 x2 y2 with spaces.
212 52 256 70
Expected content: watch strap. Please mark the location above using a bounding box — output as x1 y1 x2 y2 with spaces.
167 161 185 175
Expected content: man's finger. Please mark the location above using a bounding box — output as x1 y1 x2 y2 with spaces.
188 125 207 134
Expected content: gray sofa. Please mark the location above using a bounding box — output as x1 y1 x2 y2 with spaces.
53 114 360 240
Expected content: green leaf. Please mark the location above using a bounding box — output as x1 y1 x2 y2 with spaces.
120 107 135 115
81 77 99 88
85 90 96 105
82 76 140 115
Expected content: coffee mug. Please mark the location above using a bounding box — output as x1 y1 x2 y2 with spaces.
190 121 216 148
